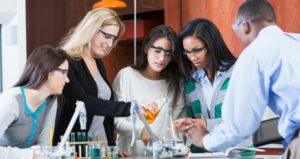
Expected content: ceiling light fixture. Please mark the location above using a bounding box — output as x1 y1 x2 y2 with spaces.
92 0 127 9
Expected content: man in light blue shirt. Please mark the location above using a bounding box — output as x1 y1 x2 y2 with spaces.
179 0 300 158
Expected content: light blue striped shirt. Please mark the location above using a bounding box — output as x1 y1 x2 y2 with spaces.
203 25 300 151
192 69 225 111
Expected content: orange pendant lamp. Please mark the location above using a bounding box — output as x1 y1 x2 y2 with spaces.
93 0 127 9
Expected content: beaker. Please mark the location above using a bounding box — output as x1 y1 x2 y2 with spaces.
107 146 118 159
89 143 102 159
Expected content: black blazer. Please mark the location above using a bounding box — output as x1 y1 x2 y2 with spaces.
54 58 131 146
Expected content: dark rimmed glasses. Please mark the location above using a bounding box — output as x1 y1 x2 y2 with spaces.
150 45 172 57
55 68 68 77
183 46 206 56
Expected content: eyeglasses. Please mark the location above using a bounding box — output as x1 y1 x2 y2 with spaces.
55 68 68 77
231 20 245 30
150 45 172 57
183 46 206 56
98 29 118 43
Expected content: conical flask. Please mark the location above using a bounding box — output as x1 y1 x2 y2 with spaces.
143 94 167 124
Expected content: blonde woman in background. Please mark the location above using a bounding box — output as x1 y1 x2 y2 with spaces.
54 9 151 157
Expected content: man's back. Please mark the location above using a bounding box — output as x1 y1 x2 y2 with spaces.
235 25 300 144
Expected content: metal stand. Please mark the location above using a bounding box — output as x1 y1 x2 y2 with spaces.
58 101 86 153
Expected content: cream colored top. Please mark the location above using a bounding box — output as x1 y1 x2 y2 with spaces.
112 67 185 155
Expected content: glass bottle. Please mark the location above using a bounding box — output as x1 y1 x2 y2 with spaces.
144 94 168 124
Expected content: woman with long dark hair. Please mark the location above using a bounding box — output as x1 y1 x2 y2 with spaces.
174 18 253 154
0 45 70 159
112 25 185 156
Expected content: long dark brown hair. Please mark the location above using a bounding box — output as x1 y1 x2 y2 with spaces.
175 18 236 82
14 45 69 89
132 25 182 107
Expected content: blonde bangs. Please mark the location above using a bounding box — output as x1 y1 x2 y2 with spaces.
59 8 125 58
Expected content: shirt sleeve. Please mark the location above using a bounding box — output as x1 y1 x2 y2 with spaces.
203 50 268 151
37 98 57 146
206 118 222 131
112 70 144 139
0 90 34 159
63 60 131 117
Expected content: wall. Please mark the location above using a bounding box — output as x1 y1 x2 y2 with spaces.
269 0 300 32
1 0 27 90
0 0 17 24
25 0 90 54
165 0 300 57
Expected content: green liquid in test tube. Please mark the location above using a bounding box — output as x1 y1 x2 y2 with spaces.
82 132 87 157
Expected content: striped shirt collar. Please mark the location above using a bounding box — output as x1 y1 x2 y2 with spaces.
192 67 225 82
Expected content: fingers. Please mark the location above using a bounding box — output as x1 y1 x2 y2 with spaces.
140 101 159 114
174 118 194 132
141 128 153 145
185 124 198 144
174 119 184 132
185 124 208 148
183 124 197 134
184 118 194 126
193 119 207 129
143 135 153 145
118 149 131 157
142 135 152 145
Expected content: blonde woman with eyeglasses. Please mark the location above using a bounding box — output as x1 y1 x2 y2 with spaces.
54 9 144 157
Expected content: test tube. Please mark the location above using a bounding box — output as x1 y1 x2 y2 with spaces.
82 132 87 157
107 146 118 159
88 132 93 141
77 132 82 157
70 132 76 142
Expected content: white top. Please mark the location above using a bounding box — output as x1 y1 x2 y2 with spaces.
112 67 185 155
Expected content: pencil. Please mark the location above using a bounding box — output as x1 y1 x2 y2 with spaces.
50 127 53 147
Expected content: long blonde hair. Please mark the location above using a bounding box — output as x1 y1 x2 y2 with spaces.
60 8 125 58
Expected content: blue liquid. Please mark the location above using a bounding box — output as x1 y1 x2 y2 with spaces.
108 152 118 159
89 148 101 159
